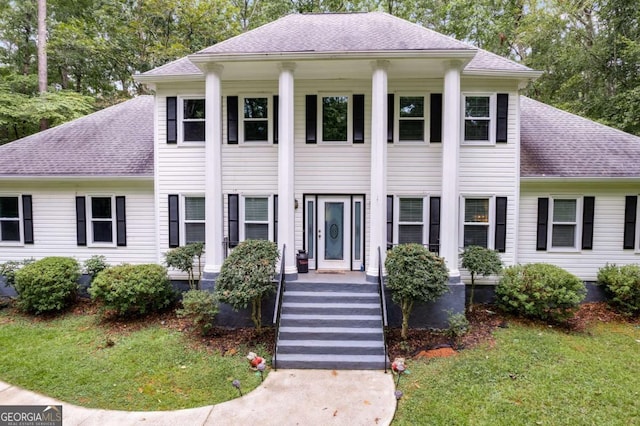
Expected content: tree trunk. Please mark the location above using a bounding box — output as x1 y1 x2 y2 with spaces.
400 299 413 340
468 273 476 313
37 0 48 131
252 297 262 333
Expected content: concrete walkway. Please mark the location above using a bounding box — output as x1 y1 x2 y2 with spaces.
0 370 397 426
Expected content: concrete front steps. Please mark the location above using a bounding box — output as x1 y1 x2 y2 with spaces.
274 281 388 370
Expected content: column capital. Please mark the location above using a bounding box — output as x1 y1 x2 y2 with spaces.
444 60 464 72
203 63 224 75
279 62 297 72
370 59 390 71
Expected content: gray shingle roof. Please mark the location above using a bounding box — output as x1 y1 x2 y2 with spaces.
142 12 533 77
520 96 640 178
0 96 154 177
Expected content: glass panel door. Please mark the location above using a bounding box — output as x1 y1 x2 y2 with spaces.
324 202 344 260
317 196 351 270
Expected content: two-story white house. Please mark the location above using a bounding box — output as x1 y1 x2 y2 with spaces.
2 12 640 332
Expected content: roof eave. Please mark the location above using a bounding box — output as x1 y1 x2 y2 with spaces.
134 73 204 85
521 176 640 183
464 69 544 79
0 175 154 181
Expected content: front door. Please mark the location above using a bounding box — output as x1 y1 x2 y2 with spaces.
317 197 351 270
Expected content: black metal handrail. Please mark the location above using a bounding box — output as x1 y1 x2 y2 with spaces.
377 246 389 373
272 244 286 370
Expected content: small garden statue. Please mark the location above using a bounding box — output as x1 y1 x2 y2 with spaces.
247 351 266 370
391 357 407 386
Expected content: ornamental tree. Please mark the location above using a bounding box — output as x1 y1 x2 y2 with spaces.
460 246 503 312
385 244 449 339
214 239 279 332
164 242 205 290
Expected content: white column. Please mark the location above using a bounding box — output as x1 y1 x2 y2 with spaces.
278 62 297 276
440 61 462 278
367 60 389 278
204 64 224 275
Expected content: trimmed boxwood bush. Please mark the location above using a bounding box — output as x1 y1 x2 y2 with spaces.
177 289 219 335
14 257 80 314
89 264 175 316
496 263 586 322
597 264 640 316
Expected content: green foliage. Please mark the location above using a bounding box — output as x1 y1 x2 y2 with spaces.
496 263 586 323
597 264 640 316
89 264 175 317
0 258 35 288
13 257 80 314
164 242 205 290
177 289 219 335
445 310 470 348
461 245 503 311
83 255 109 282
215 240 279 331
385 244 449 339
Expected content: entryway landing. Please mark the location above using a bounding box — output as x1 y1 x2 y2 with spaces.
290 270 369 284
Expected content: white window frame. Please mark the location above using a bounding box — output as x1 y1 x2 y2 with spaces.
460 196 495 249
88 195 116 247
239 94 272 144
395 93 428 144
394 196 428 245
179 96 205 144
548 196 583 252
462 93 496 145
182 195 206 245
318 93 352 144
239 195 273 241
0 194 23 245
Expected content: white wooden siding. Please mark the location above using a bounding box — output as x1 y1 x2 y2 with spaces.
518 182 640 281
0 180 155 265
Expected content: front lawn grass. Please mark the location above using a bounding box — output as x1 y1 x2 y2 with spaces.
0 309 268 411
394 321 640 425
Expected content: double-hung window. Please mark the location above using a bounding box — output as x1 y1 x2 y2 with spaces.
398 198 425 244
90 196 115 244
463 198 491 248
243 197 270 240
184 196 205 244
0 196 20 242
550 198 578 248
398 96 426 142
321 95 350 142
242 96 270 143
464 95 493 142
182 98 205 142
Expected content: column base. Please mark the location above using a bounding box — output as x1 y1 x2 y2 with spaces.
200 271 219 291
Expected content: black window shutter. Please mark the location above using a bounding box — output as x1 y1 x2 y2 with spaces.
353 94 365 143
387 94 394 143
429 197 441 253
536 198 549 251
166 97 177 144
496 93 509 143
430 93 442 143
581 196 595 250
273 195 278 243
494 197 507 253
228 194 239 247
305 95 317 143
22 195 33 244
623 196 637 249
76 196 87 246
273 95 279 144
116 196 127 247
227 96 238 144
168 194 179 248
386 195 393 248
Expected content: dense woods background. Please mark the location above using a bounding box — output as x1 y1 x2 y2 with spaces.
1 0 638 145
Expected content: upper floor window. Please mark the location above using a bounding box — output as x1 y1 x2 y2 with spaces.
321 95 350 142
464 95 493 143
242 96 270 143
550 198 578 248
90 196 115 244
463 198 491 248
182 98 205 142
0 196 20 242
398 96 425 142
184 196 205 244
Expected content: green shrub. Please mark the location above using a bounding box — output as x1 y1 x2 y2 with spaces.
14 257 80 314
84 255 109 282
496 263 586 322
177 290 219 335
89 264 175 317
0 258 35 288
385 244 449 339
164 242 205 290
215 240 279 332
461 245 503 311
445 310 470 348
597 264 640 316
